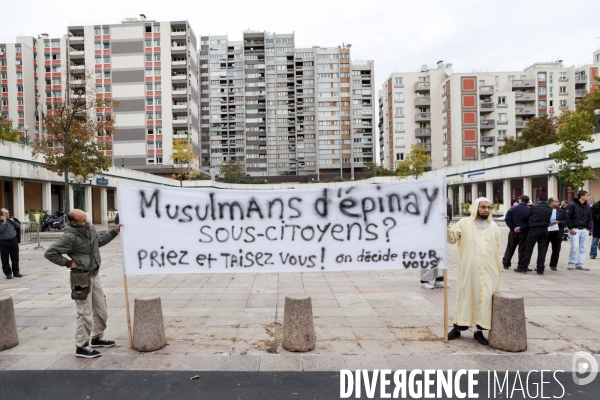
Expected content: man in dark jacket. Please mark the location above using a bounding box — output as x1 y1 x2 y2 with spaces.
566 191 592 270
590 200 600 259
44 209 122 359
546 197 570 271
502 195 530 270
0 208 21 279
516 194 553 274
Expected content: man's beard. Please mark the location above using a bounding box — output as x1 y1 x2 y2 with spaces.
477 211 488 220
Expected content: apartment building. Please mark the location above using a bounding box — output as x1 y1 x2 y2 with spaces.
379 49 600 171
0 35 67 143
66 16 199 172
199 31 375 179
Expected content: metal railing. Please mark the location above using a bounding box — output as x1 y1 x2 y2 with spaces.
20 222 43 249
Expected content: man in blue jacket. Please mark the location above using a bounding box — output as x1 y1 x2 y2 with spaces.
502 195 530 270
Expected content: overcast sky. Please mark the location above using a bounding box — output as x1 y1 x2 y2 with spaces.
2 0 599 90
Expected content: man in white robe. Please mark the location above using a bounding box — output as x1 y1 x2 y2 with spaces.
446 197 502 345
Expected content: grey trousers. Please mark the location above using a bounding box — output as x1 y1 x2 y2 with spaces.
75 274 108 347
420 268 442 282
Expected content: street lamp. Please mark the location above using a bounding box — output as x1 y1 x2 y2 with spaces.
24 125 29 145
517 132 522 151
594 109 600 133
121 155 124 168
68 173 95 210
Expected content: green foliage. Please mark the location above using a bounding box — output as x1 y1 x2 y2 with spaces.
218 160 245 183
574 77 600 129
331 176 345 182
26 210 45 223
492 202 500 212
363 163 394 179
460 203 470 213
395 144 432 180
0 114 20 142
549 111 599 189
499 115 557 154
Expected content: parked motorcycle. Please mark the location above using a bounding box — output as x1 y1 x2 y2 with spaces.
41 210 65 232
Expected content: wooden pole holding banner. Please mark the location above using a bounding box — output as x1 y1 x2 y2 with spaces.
123 274 133 348
443 269 448 343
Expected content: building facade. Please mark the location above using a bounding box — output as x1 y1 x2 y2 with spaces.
199 31 375 179
379 50 600 171
66 16 199 173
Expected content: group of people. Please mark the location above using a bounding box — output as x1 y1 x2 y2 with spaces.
503 190 597 274
442 191 599 346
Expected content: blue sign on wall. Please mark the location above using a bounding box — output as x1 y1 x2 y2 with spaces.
96 177 109 185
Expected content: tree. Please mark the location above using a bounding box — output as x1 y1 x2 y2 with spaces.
31 69 118 213
395 144 432 180
549 110 599 189
170 138 200 185
218 160 245 183
574 77 600 130
363 163 394 179
0 114 20 142
499 115 557 155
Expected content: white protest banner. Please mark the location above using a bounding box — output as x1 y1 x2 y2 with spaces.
118 176 447 275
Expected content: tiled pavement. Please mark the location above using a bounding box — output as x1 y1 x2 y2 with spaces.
1 223 599 371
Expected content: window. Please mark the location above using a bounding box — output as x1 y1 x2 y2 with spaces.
549 73 553 84
560 100 567 107
559 86 567 94
495 76 499 88
153 25 160 32
95 71 102 78
559 72 567 81
103 28 109 35
395 107 404 117
396 153 404 161
394 77 403 86
154 40 160 47
103 42 110 49
94 28 101 35
95 57 102 65
145 70 152 77
508 75 514 82
498 130 507 140
145 55 152 62
538 100 547 108
104 71 110 78
154 54 161 61
154 69 161 76
538 73 546 82
538 86 546 95
104 57 110 64
395 137 405 147
549 86 553 97
395 122 404 132
498 113 507 123
145 40 151 48
394 92 403 102
497 96 506 106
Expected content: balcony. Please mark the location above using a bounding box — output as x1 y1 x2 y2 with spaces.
558 76 568 82
481 136 495 146
515 121 527 128
575 89 587 98
559 103 568 109
480 102 494 112
575 75 587 82
479 86 494 94
69 36 84 42
415 128 431 137
414 97 431 106
415 112 431 122
480 119 495 129
171 74 187 81
514 93 536 101
172 88 188 95
515 107 536 115
173 103 188 109
171 60 187 66
511 79 535 88
417 143 431 152
171 30 186 37
414 82 430 92
69 50 84 57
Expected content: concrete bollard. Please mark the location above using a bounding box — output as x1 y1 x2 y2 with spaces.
488 292 527 352
282 295 316 352
0 295 18 351
132 295 167 352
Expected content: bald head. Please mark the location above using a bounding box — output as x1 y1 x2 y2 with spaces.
68 209 89 227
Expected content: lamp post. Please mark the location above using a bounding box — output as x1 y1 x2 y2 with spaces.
517 132 522 151
594 109 600 133
24 125 29 145
121 155 124 168
68 173 95 210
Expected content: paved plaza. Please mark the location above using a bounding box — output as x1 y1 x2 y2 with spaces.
1 222 600 372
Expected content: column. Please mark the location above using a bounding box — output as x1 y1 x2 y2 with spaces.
523 177 532 202
12 179 25 222
68 185 74 212
114 189 119 211
84 186 93 220
100 187 108 225
41 182 52 213
458 184 465 205
486 181 494 201
547 176 558 201
471 183 478 201
502 179 511 212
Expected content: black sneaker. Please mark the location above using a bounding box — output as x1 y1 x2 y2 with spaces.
76 345 101 358
474 331 489 345
447 328 461 340
526 268 533 272
550 266 557 271
91 337 115 348
5 275 12 279
513 268 527 274
13 273 22 278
